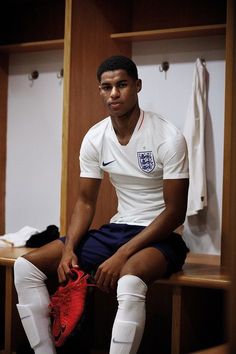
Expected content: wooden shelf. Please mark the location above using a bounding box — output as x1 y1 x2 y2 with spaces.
0 39 64 54
110 24 226 42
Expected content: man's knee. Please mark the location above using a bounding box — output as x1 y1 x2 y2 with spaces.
14 256 47 289
21 239 63 275
120 247 168 283
14 257 33 285
119 258 143 280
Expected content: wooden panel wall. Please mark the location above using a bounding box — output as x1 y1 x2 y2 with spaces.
60 0 131 233
224 0 236 352
0 55 8 235
221 0 236 268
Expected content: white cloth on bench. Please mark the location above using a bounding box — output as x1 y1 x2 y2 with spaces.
0 226 39 247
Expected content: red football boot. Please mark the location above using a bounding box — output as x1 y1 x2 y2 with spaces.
49 268 95 347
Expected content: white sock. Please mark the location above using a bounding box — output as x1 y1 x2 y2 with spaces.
109 275 147 354
14 257 56 354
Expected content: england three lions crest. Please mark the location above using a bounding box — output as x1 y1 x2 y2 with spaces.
137 151 155 173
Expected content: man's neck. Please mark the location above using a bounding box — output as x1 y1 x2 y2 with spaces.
111 106 140 145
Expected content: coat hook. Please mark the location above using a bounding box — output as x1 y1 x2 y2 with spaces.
57 68 64 79
159 61 169 73
28 70 39 81
200 58 206 65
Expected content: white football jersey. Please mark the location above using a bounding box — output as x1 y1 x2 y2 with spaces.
80 110 189 226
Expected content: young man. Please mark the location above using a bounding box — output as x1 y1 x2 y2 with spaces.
14 55 189 354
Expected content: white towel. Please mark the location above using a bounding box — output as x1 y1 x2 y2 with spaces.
0 226 39 247
183 58 207 216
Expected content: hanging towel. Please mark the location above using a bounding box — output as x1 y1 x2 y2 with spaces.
183 58 207 216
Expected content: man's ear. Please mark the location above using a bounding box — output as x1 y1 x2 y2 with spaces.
98 85 102 96
136 79 142 92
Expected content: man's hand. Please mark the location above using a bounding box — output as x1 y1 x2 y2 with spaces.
94 252 128 293
57 248 79 283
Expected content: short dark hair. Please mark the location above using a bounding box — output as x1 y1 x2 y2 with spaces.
97 55 138 82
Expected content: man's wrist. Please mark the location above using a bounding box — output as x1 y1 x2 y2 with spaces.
116 244 132 259
64 236 77 251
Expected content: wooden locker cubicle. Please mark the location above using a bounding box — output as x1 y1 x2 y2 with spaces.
0 0 66 235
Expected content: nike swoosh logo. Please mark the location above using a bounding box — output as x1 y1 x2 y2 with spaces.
54 324 66 342
102 160 115 166
61 325 66 333
113 338 132 343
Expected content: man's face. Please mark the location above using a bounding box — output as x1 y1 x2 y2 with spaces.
99 69 141 118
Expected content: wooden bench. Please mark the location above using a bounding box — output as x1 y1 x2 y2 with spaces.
191 344 228 353
0 248 230 354
155 253 229 354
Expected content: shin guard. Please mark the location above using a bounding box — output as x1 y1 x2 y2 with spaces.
109 275 147 354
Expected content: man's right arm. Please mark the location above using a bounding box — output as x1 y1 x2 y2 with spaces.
57 177 101 282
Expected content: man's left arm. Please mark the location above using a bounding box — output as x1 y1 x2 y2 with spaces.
116 178 189 258
94 178 188 290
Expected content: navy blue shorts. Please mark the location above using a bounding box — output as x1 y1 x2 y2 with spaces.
60 223 189 277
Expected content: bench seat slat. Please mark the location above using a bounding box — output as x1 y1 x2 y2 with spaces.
156 253 230 289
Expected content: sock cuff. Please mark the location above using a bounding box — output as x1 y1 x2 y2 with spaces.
14 256 47 284
117 275 147 298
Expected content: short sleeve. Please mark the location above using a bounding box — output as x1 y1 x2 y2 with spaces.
159 133 189 179
79 133 104 179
